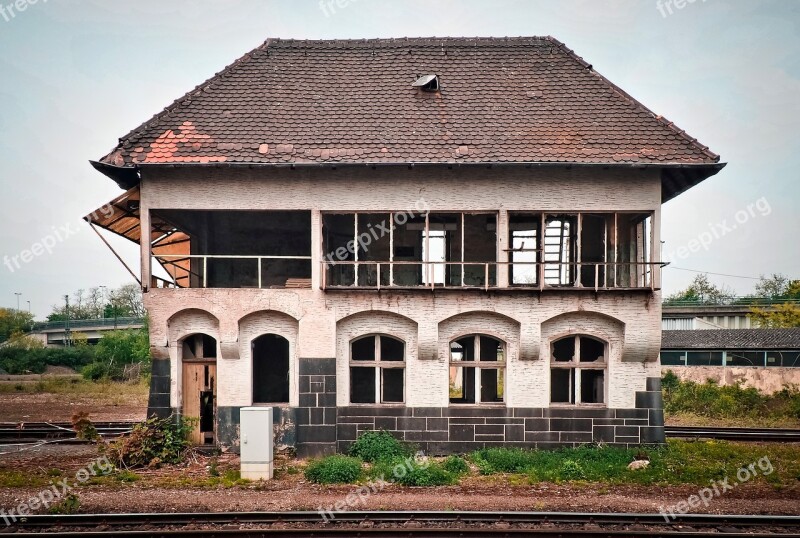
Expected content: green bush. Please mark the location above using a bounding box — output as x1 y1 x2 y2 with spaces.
348 430 410 463
471 447 541 473
105 415 194 469
0 344 96 375
442 455 470 475
304 455 363 484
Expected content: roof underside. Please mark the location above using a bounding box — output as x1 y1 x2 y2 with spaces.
97 36 723 201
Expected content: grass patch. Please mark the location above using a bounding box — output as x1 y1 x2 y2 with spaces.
305 455 363 484
0 377 148 404
368 456 456 486
0 470 50 488
470 441 800 487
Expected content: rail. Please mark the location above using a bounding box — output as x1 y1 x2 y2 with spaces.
155 254 312 289
9 511 800 536
31 317 145 332
323 261 663 291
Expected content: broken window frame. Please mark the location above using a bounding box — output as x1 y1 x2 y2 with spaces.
322 211 497 289
508 211 656 290
448 334 506 406
349 334 406 405
549 334 607 406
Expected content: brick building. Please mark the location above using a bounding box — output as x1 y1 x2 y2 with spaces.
87 37 723 456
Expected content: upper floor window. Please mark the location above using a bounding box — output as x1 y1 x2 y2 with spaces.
449 335 505 405
323 212 496 288
349 335 405 404
550 335 607 405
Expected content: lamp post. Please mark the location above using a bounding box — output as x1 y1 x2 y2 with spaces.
14 292 21 314
99 285 107 321
64 294 71 348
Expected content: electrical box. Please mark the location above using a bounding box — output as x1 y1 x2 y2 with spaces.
240 407 273 480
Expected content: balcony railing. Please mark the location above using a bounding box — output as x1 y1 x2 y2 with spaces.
323 261 663 291
155 254 312 289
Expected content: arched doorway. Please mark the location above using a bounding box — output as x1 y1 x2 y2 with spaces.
252 334 290 403
181 333 217 445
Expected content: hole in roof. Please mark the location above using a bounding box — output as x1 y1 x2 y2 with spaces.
412 74 439 92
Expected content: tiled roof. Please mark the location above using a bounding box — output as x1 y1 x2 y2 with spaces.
662 329 800 350
99 37 720 170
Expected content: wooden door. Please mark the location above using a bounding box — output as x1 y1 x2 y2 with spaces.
182 361 216 445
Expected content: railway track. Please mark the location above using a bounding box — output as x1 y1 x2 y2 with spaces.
0 421 132 445
1 422 798 445
6 511 800 536
664 425 800 442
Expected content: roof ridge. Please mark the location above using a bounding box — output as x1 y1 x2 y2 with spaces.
545 36 719 163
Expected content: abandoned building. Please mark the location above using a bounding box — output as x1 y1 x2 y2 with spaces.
86 37 724 456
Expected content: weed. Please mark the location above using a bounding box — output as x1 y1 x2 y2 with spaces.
304 455 363 484
48 493 80 514
104 415 195 469
442 455 470 475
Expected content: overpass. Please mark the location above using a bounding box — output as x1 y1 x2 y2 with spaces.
27 317 145 346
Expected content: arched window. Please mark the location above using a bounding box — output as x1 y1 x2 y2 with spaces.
449 334 505 405
252 334 290 403
349 335 405 404
550 335 607 405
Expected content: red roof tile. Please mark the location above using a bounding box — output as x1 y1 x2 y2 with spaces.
100 36 720 169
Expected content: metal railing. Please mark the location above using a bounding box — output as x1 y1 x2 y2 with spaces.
154 254 313 289
663 297 800 307
322 261 663 291
32 317 145 331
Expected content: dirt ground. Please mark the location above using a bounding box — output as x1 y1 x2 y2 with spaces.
0 392 146 422
0 444 798 516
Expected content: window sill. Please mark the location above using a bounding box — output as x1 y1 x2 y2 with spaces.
347 402 406 406
549 403 607 408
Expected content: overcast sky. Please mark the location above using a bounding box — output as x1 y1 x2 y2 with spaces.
0 0 798 318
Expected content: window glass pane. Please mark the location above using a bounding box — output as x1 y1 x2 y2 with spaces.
351 336 375 361
767 351 800 367
579 336 605 362
449 340 465 362
380 336 404 362
550 368 574 403
660 351 686 366
552 337 575 362
480 368 504 402
449 366 475 403
726 351 764 367
382 368 404 402
480 336 502 362
580 370 604 404
453 336 475 361
543 215 576 286
350 367 375 403
686 351 724 366
463 214 496 287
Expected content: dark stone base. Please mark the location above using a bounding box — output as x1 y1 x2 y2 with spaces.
146 359 171 419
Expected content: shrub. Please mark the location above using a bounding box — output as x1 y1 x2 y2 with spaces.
48 493 80 514
348 430 410 463
442 455 470 475
304 455 363 484
71 412 99 441
104 415 194 469
471 447 540 473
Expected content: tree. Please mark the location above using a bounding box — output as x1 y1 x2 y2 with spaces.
48 284 145 321
754 274 790 299
0 308 35 344
749 303 800 328
664 274 736 305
